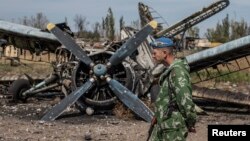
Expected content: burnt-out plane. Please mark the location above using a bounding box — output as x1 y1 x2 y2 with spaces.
41 21 250 122
0 20 74 54
0 18 159 121
5 21 250 123
1 0 249 122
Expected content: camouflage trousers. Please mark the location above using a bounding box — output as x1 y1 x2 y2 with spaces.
148 125 188 141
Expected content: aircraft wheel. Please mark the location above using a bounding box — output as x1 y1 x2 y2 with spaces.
8 79 31 102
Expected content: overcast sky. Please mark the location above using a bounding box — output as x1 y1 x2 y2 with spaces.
0 0 249 37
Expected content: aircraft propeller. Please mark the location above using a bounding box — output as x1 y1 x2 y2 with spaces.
41 20 157 122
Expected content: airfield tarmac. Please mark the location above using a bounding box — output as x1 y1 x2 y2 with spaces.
0 83 249 141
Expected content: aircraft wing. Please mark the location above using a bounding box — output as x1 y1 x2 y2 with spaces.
0 20 61 53
186 35 250 83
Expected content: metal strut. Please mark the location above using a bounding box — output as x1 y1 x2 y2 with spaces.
155 0 230 38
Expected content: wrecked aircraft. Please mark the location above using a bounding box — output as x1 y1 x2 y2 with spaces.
39 21 158 122
1 19 159 122
6 21 250 122
0 0 249 122
138 0 230 50
0 20 74 54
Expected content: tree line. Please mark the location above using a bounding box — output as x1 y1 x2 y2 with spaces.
17 11 250 43
17 8 141 42
205 14 250 43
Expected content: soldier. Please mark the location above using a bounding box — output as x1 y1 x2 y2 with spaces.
148 37 197 141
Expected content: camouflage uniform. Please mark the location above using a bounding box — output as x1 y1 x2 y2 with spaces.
149 59 197 141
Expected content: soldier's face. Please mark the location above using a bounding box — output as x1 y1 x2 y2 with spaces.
152 49 166 64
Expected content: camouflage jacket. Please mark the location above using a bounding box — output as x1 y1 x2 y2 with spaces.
154 59 197 130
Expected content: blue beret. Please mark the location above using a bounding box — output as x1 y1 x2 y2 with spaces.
150 37 174 48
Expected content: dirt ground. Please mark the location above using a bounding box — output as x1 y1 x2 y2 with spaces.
0 86 249 141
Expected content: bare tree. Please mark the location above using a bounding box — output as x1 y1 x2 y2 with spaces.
19 16 29 26
30 13 49 29
18 13 48 29
74 14 89 37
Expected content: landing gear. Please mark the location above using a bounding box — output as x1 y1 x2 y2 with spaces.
8 79 31 102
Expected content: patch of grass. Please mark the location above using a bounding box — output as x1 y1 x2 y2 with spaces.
0 60 53 76
191 70 250 84
215 71 250 83
113 101 134 120
0 64 13 73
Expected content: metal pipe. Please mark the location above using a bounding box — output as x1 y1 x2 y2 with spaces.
22 74 58 96
34 92 64 98
26 83 60 96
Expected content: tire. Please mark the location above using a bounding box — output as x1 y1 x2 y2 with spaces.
8 79 31 102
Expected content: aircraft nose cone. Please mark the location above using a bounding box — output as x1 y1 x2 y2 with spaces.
93 64 107 77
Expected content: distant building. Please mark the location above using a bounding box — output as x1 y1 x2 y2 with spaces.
185 37 222 50
4 45 19 57
195 38 222 48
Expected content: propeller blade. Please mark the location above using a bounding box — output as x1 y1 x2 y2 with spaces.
41 78 95 121
47 23 94 67
107 77 154 122
108 20 157 66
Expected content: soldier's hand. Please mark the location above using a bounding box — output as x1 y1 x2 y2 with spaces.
188 127 196 133
151 117 157 125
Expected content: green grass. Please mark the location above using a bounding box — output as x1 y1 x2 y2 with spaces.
0 61 53 76
214 71 250 83
0 63 13 74
191 70 250 84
